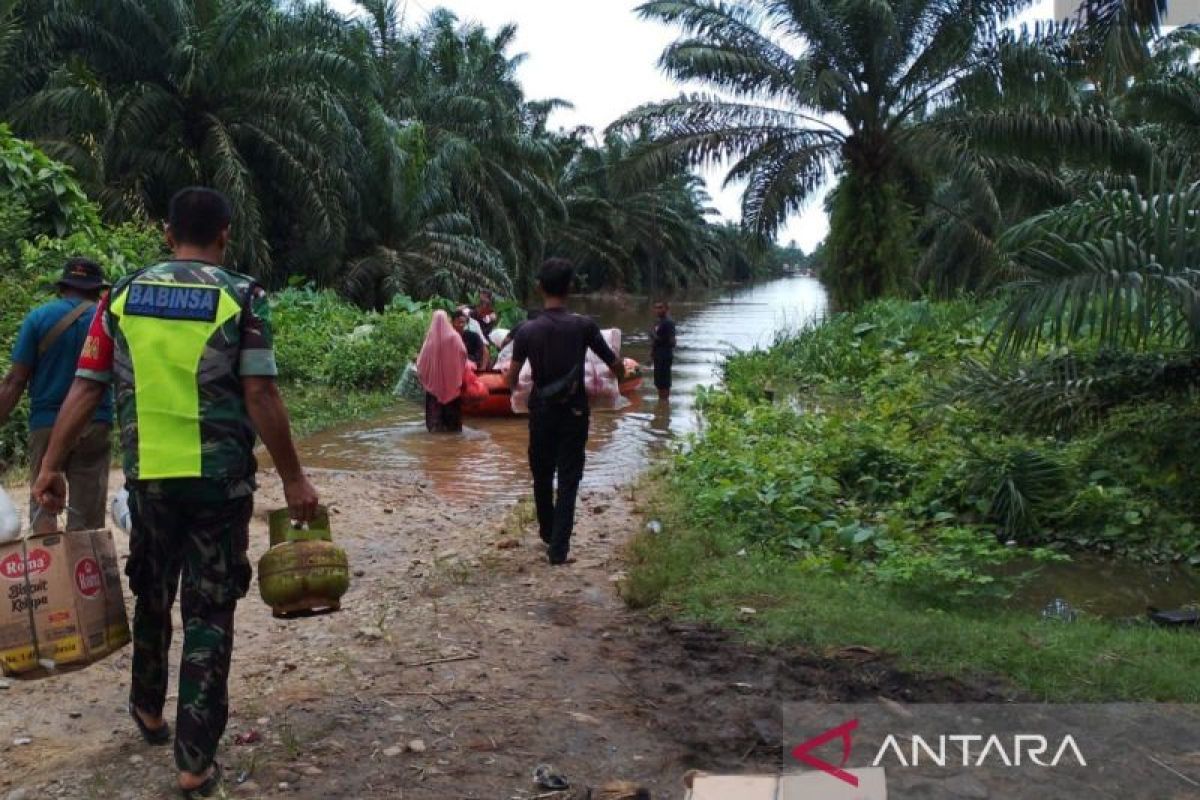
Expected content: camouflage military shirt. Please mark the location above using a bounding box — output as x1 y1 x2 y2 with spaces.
76 260 277 482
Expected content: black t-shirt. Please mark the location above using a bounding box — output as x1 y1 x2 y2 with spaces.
501 319 527 348
462 330 486 365
471 307 498 337
512 308 618 412
651 317 677 359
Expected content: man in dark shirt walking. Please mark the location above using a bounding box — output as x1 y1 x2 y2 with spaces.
650 301 677 402
506 259 624 565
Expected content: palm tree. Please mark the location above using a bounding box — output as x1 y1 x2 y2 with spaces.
906 9 1163 298
9 0 364 279
1122 29 1200 161
0 0 59 109
331 2 519 304
615 0 1039 307
350 3 562 297
551 131 721 292
1089 0 1170 28
1068 0 1169 93
713 221 784 282
938 170 1200 432
339 119 511 308
992 171 1200 358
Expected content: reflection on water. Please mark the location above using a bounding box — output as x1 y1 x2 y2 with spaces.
1009 555 1200 619
297 277 829 498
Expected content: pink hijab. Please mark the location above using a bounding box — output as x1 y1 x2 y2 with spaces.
417 310 468 404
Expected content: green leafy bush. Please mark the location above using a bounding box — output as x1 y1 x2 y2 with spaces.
271 288 430 389
672 298 1200 610
271 289 362 384
327 312 429 390
18 223 164 279
0 124 98 237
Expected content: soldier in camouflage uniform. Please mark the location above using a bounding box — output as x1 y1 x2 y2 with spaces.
34 187 319 798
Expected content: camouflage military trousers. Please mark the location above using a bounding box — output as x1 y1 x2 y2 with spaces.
126 478 254 774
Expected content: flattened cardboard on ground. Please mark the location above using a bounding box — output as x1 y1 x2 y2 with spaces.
687 775 781 799
687 769 887 800
0 529 130 677
780 769 887 800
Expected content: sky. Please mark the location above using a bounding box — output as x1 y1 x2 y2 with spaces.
328 0 1062 252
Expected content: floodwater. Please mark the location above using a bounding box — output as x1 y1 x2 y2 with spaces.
1009 555 1200 619
295 275 1199 619
297 276 829 499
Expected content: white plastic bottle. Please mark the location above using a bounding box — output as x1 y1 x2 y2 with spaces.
110 488 131 534
0 487 20 543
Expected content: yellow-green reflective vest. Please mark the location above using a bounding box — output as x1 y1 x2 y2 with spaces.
108 262 259 481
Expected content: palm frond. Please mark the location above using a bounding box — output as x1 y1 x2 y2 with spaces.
993 172 1200 357
943 350 1200 434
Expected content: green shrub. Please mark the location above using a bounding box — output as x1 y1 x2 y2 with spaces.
327 312 429 390
0 124 98 237
671 297 1200 610
271 288 430 390
18 223 164 279
271 289 361 384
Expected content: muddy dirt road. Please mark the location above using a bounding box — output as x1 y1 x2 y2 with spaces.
0 468 1002 800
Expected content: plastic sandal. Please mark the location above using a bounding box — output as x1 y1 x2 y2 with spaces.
128 702 170 746
180 763 225 799
533 763 570 791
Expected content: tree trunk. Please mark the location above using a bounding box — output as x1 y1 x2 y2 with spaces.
823 170 917 309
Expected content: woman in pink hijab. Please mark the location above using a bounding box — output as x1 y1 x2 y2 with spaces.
417 310 468 432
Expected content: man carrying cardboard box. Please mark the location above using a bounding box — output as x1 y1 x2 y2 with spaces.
34 187 319 799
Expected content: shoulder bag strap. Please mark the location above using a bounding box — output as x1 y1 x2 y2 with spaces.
37 301 96 357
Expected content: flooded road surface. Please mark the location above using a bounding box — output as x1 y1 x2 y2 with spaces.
297 276 829 499
296 275 1199 619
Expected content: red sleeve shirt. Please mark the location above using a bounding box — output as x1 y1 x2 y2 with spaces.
76 291 115 383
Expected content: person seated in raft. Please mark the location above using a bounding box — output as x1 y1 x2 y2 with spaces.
458 303 487 341
453 307 489 370
417 310 468 433
471 289 499 337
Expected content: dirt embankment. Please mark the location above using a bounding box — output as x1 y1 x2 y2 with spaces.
0 470 1005 800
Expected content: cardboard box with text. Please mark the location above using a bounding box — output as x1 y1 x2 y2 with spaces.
0 529 130 677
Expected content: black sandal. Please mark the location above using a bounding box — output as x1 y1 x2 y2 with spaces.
533 763 570 791
128 702 171 745
180 762 224 799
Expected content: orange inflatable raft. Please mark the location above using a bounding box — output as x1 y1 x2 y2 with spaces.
463 361 644 417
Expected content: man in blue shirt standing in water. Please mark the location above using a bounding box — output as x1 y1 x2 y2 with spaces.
0 258 112 531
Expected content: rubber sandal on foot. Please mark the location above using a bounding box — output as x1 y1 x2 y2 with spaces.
533 763 570 791
128 702 170 745
180 763 225 799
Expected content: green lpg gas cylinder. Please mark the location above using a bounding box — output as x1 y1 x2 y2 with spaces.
259 507 350 618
